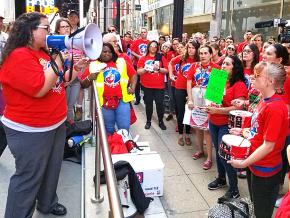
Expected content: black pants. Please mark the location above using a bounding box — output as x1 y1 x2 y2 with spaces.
175 89 190 134
143 87 164 123
134 65 141 102
246 168 281 218
280 135 290 185
0 120 7 157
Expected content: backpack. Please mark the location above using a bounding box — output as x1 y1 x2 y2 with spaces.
63 120 92 163
95 161 153 214
208 197 254 218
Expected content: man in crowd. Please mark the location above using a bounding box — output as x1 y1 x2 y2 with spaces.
131 28 149 105
237 30 253 54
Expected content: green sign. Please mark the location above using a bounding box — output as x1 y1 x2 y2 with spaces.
204 68 228 104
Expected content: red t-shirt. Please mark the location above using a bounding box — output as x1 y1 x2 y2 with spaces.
137 54 168 89
82 59 135 98
0 47 67 127
166 50 177 62
209 81 248 125
171 56 195 90
131 38 149 65
187 62 221 87
248 94 288 177
282 76 290 135
244 68 252 89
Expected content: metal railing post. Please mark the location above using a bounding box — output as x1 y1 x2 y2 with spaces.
91 86 104 203
91 82 124 218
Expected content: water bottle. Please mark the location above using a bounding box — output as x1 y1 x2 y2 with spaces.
68 135 85 148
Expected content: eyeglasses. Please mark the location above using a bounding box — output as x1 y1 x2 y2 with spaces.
227 47 235 51
108 29 116 32
60 25 70 29
141 31 147 33
37 25 50 32
222 61 232 66
243 49 252 54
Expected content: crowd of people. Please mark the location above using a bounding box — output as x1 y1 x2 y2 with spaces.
0 11 290 218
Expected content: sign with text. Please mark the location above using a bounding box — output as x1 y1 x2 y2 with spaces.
204 68 228 104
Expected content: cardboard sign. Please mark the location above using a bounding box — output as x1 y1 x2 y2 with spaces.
204 68 228 104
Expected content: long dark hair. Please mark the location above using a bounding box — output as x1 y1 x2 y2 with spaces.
145 40 159 56
227 55 246 87
181 40 199 62
242 43 259 71
1 12 47 65
271 44 289 65
98 43 118 63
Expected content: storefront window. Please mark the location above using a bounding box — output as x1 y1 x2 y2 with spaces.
156 5 173 35
184 0 212 17
221 0 281 42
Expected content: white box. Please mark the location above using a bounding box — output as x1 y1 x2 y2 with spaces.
112 152 164 197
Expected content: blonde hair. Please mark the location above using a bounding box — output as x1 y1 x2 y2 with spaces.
254 62 286 92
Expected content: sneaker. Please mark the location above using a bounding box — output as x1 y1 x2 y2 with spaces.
144 122 151 129
74 107 83 121
202 160 212 170
166 114 173 121
218 190 240 203
159 121 166 130
208 177 227 190
192 151 204 160
237 170 247 179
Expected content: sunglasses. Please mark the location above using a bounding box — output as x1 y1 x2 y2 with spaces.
227 47 235 51
108 29 116 32
37 25 50 32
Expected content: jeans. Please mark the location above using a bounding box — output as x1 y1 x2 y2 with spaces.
66 79 81 121
175 89 190 134
280 134 290 185
247 169 281 218
102 100 130 134
143 87 165 123
209 121 238 192
134 66 141 102
0 120 7 157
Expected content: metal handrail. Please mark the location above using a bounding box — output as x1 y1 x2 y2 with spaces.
90 82 124 218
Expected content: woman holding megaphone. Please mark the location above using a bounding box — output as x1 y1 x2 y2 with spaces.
0 12 89 217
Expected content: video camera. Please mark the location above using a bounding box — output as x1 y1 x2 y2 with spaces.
255 18 290 43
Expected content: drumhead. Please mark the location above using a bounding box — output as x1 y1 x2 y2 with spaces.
229 110 252 117
222 134 250 147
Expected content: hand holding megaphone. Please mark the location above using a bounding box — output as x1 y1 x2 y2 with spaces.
46 23 103 60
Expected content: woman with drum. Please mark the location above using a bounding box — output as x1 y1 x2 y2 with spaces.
205 55 248 201
187 45 220 170
229 62 288 218
169 41 199 146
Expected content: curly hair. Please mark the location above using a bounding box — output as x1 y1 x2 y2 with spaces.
1 12 47 65
226 55 246 87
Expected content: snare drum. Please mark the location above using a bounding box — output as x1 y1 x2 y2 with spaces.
219 134 251 160
228 110 252 129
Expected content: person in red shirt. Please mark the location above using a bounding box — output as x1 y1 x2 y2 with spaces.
169 40 199 146
205 55 248 201
131 28 149 105
237 30 253 54
81 43 136 134
0 12 89 217
241 44 260 89
137 40 168 130
229 62 288 218
187 45 220 170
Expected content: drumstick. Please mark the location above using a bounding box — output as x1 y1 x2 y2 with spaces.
238 138 245 147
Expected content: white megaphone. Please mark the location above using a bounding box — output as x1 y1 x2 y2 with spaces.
46 23 103 60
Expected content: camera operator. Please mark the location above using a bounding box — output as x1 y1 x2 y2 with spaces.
0 12 89 217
